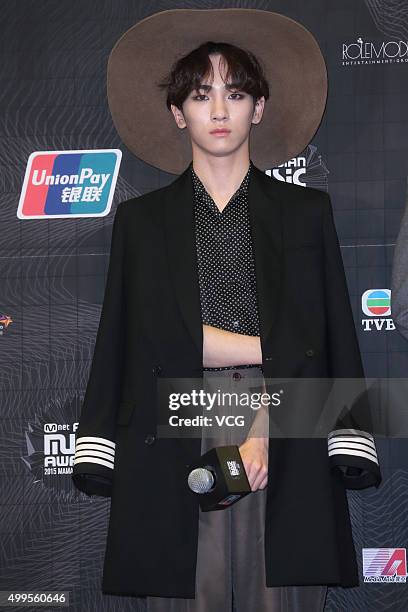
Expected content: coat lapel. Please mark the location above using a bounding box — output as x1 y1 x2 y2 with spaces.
248 165 283 348
163 163 283 364
164 165 204 364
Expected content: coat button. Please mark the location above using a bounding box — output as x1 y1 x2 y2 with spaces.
305 348 314 357
233 371 242 380
152 365 162 375
144 433 156 445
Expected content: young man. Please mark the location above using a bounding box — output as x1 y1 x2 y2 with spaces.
72 9 381 611
169 49 270 493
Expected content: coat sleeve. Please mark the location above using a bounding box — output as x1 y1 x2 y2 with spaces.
322 192 382 490
72 201 127 497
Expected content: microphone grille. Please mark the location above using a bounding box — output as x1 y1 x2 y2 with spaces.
188 467 214 493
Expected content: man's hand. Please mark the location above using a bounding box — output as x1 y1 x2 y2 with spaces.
238 436 269 491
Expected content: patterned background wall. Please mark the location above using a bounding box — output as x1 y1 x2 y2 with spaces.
0 1 407 610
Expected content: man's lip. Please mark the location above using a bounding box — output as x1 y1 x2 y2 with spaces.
210 129 231 133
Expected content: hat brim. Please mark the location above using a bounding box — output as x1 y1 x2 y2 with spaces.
107 8 328 174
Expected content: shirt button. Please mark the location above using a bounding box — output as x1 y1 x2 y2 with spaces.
305 349 314 357
144 434 156 445
152 365 162 375
233 372 242 380
233 320 240 328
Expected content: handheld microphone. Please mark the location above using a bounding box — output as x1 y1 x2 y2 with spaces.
187 445 251 511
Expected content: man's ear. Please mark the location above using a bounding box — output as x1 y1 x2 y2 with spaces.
170 103 187 129
252 96 265 125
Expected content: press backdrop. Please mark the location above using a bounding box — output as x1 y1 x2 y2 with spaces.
0 1 407 611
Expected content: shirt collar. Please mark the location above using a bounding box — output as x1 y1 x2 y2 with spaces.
190 161 253 206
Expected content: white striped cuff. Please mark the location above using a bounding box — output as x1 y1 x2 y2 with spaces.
327 428 379 466
74 436 116 470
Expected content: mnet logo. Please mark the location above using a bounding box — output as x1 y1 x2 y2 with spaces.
363 548 407 583
44 430 75 475
43 422 76 475
18 149 122 219
361 289 395 332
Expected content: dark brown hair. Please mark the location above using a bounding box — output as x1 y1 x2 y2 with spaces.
157 41 270 112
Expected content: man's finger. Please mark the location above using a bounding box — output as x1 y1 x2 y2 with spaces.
247 463 267 491
258 475 268 490
254 468 268 491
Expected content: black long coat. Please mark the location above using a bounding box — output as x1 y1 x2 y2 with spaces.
72 162 382 597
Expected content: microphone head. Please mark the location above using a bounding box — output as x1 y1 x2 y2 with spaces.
188 467 215 493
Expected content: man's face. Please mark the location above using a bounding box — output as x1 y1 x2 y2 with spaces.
171 54 265 158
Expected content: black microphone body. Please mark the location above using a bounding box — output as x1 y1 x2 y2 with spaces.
187 445 251 511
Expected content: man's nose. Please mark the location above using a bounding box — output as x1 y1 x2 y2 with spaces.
211 97 229 120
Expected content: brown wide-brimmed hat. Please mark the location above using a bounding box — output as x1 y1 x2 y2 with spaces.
107 8 327 175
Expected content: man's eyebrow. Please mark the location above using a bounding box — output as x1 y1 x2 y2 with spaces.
196 82 242 92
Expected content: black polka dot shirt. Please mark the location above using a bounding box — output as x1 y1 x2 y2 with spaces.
190 160 262 371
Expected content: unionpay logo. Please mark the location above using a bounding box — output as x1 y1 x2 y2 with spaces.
18 149 122 219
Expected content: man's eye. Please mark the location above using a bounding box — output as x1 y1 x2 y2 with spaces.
192 93 244 101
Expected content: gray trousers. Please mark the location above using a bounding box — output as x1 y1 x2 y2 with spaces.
141 365 328 612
